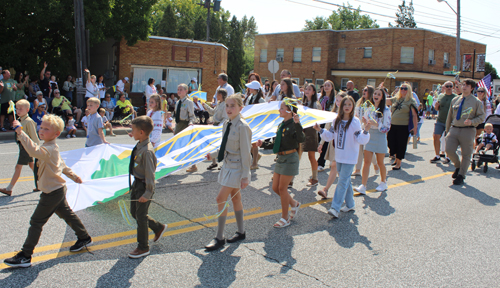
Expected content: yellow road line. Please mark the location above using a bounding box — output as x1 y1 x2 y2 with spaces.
0 172 451 268
0 207 262 261
0 176 34 181
0 178 34 185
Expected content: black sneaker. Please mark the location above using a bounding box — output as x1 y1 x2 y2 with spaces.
442 157 451 164
4 251 31 268
205 238 226 251
69 236 93 252
430 156 441 163
452 168 460 179
453 174 465 185
227 232 246 243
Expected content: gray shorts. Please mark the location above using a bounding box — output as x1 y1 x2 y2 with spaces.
434 121 446 136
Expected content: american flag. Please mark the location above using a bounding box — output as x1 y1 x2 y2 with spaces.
477 73 492 96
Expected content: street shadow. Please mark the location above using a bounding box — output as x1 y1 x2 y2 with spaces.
361 191 396 216
0 190 39 207
262 228 296 274
95 257 145 288
191 243 241 288
449 184 500 206
322 207 373 251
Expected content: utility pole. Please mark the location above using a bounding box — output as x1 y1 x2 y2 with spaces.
74 0 89 107
456 0 460 72
198 0 222 42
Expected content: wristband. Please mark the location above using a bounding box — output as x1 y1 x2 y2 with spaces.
13 125 22 131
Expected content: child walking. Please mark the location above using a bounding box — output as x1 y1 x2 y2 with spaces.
272 98 305 228
4 115 92 268
127 116 167 258
0 100 40 196
313 96 371 218
204 94 252 251
204 88 229 170
147 94 164 148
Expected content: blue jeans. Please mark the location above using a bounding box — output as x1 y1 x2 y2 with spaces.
331 163 355 212
417 122 423 138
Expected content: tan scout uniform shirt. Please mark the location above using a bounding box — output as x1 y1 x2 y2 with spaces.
221 114 252 181
18 114 40 145
446 94 485 132
175 97 196 124
132 139 157 200
204 101 227 125
17 132 78 193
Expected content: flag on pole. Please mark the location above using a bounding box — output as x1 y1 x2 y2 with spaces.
477 73 492 96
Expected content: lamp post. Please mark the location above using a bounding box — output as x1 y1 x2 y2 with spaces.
438 0 460 71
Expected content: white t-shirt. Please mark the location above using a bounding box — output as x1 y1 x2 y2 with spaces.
85 82 98 98
213 83 235 101
147 110 163 146
145 85 157 100
97 83 106 99
165 117 173 127
115 80 125 93
81 116 88 128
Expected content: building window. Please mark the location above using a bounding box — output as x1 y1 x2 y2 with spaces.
293 48 302 62
338 48 346 63
260 49 267 63
400 47 414 64
428 49 435 65
364 47 372 58
341 78 349 90
315 79 324 90
276 48 284 62
132 67 163 93
444 52 449 63
367 79 376 87
291 78 300 85
304 78 312 85
312 47 321 62
166 68 201 94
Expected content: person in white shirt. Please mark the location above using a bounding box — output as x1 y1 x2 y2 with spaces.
145 78 157 102
115 77 129 98
84 69 98 108
213 73 234 105
271 69 300 100
164 111 174 132
313 96 371 218
96 75 106 99
193 96 209 124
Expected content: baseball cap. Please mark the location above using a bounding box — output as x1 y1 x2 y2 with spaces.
124 77 129 82
36 91 43 96
245 81 261 90
192 77 197 82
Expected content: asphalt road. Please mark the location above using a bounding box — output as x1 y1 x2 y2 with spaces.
0 120 499 287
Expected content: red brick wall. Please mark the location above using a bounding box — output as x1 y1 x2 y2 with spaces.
117 37 228 104
254 28 486 95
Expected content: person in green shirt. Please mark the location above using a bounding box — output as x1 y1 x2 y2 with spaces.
0 70 17 131
430 81 457 164
426 92 434 119
51 89 82 123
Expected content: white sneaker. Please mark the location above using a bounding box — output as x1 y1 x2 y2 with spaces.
354 184 366 195
66 134 71 138
327 208 339 218
376 182 388 192
71 134 76 138
318 166 324 172
374 168 380 175
340 205 355 212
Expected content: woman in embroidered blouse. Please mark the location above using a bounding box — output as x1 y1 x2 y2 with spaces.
355 87 391 194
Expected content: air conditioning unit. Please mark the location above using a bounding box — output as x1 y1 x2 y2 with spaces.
276 56 284 62
444 63 451 68
495 85 500 93
429 59 436 65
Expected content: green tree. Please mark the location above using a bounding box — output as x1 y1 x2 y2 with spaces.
0 0 155 80
303 3 379 31
485 62 498 79
227 16 245 89
389 0 417 28
157 4 178 38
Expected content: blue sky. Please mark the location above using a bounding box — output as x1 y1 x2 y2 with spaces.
222 0 500 74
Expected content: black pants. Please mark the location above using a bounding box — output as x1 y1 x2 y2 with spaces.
195 110 209 124
387 124 410 160
317 124 328 167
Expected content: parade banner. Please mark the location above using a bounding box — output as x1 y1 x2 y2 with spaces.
63 102 337 211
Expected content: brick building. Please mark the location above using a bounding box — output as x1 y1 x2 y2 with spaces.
254 28 486 99
90 36 228 105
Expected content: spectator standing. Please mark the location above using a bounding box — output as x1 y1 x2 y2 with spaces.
144 78 157 103
39 62 51 100
96 75 106 100
84 69 98 112
188 78 198 92
14 71 29 102
62 75 76 101
346 81 360 103
0 70 17 131
213 73 234 106
430 81 456 164
115 77 129 98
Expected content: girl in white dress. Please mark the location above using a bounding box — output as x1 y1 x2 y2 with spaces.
146 94 164 148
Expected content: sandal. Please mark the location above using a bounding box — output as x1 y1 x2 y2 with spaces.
318 189 328 199
289 202 301 220
273 218 290 228
250 165 259 170
206 163 218 170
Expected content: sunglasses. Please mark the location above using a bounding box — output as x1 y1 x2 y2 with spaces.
444 85 453 88
400 87 408 91
54 92 60 94
477 91 485 93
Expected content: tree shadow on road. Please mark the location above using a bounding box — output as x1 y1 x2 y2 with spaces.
323 209 373 251
449 184 500 206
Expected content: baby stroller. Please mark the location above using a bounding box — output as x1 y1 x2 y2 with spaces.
471 114 500 173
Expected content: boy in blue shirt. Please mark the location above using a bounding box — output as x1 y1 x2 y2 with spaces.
85 98 109 147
